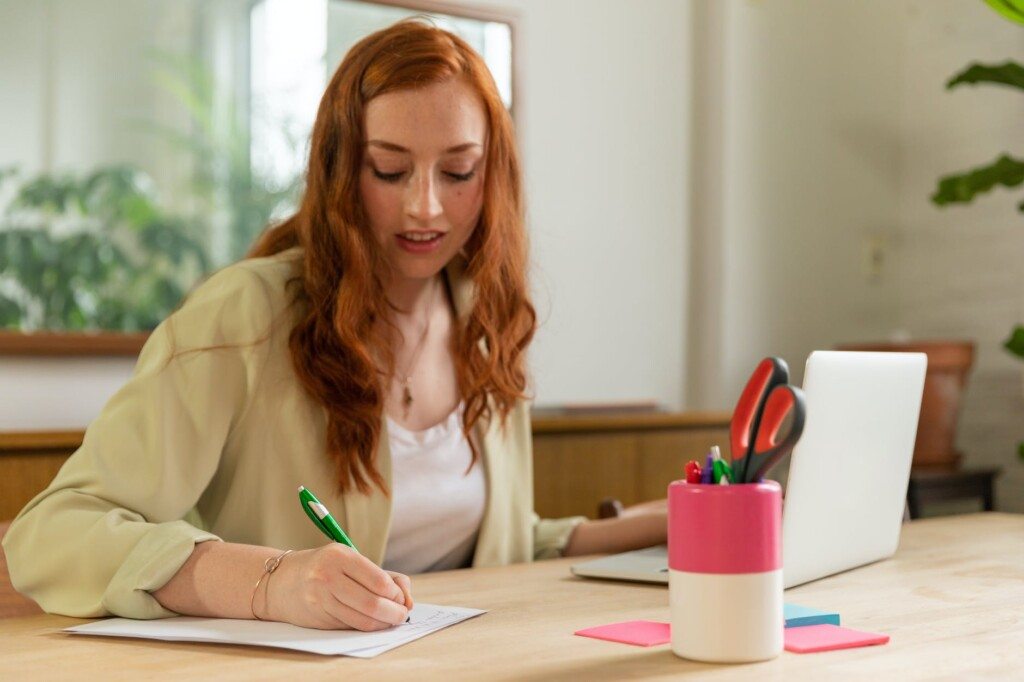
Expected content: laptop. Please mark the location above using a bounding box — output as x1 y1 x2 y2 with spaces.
570 350 927 589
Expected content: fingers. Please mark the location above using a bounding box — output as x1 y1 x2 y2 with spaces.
387 571 414 610
339 548 405 603
329 572 409 627
316 597 394 632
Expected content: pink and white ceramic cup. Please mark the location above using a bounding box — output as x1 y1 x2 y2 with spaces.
668 479 783 663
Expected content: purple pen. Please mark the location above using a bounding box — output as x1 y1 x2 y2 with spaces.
701 452 714 484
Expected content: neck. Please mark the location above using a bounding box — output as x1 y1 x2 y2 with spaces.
384 273 444 320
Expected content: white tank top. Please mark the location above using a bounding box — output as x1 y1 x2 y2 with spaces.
381 403 486 575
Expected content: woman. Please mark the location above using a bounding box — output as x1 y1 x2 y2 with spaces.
3 19 667 631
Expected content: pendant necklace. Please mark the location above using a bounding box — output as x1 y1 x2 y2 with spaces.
396 282 439 416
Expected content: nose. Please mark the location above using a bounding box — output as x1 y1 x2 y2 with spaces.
404 168 443 225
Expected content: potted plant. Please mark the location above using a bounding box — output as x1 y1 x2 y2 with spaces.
930 0 1024 462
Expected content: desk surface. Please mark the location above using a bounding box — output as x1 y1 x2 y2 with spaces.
1 513 1022 680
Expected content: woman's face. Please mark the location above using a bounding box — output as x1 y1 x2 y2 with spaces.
359 78 488 284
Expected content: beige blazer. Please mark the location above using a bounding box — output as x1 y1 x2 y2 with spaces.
3 247 584 619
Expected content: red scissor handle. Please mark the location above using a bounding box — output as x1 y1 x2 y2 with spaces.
746 385 807 482
730 357 789 465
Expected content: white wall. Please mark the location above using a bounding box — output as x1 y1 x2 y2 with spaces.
493 0 691 409
0 357 135 431
687 0 905 409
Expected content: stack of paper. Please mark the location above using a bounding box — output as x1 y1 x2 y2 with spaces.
65 603 485 657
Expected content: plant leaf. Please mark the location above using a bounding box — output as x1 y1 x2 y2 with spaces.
1004 325 1024 359
947 61 1024 91
931 154 1024 207
942 60 1024 91
983 0 1024 26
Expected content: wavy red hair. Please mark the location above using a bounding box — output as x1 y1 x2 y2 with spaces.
249 18 535 496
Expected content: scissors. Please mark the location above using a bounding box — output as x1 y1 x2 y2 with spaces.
729 357 807 484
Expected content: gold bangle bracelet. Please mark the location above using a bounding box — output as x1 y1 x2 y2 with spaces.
250 549 294 621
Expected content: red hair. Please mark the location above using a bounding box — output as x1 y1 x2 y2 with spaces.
249 18 535 496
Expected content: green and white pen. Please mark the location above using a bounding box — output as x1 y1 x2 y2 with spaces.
298 485 359 552
299 486 411 621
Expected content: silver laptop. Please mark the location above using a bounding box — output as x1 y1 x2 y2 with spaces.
570 351 927 589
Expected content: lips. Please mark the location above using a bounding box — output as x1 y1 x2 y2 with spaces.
399 231 444 242
396 231 446 254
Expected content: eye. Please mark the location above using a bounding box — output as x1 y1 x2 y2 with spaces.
371 168 477 183
445 170 476 182
373 169 405 183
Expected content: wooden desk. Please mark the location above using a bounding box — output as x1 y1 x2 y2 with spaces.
1 513 1021 679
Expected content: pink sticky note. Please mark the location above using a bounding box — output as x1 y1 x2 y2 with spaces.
784 624 890 653
574 620 671 647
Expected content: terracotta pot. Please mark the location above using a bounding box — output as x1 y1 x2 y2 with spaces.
835 340 975 472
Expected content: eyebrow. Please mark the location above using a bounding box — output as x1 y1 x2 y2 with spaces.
367 140 482 154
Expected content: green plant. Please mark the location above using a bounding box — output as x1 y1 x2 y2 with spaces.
0 165 209 331
982 0 1024 25
930 0 1024 461
930 63 1024 213
0 49 304 334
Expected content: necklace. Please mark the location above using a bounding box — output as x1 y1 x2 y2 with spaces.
394 281 440 416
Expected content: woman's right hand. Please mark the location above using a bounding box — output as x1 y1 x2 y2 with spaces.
263 544 413 630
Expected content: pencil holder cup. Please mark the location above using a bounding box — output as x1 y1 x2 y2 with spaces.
667 479 783 663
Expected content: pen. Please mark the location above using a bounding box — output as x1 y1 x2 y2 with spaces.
701 452 714 484
298 485 359 552
712 458 734 484
298 486 410 622
685 460 702 484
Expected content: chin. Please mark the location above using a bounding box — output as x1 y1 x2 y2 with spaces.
390 255 451 281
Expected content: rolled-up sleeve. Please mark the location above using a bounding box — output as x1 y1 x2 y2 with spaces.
532 513 586 560
1 265 274 619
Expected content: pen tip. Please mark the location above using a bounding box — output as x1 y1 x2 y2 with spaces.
297 485 305 492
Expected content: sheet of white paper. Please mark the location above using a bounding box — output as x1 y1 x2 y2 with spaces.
64 603 485 657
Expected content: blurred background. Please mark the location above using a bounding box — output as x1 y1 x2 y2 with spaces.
1 0 1022 517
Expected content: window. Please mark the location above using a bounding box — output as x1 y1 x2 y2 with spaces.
0 0 516 352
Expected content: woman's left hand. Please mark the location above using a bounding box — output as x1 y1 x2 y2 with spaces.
562 498 668 557
618 498 667 519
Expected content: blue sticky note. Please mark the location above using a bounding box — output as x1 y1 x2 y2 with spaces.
784 603 841 628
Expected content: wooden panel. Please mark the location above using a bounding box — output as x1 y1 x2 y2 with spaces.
0 330 147 356
0 431 84 450
532 411 730 434
532 425 730 519
0 451 71 521
0 520 43 617
0 412 731 522
532 433 641 519
634 429 730 502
